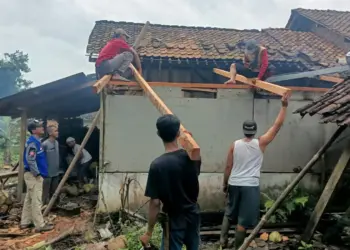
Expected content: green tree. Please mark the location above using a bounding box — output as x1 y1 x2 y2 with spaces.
0 50 33 98
0 51 32 166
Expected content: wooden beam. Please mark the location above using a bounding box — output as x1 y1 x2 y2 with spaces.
301 144 350 243
130 64 200 160
108 81 329 92
17 111 27 202
213 68 292 96
319 75 344 84
93 21 151 94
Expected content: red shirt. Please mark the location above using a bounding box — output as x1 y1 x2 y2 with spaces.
95 38 131 66
257 49 269 80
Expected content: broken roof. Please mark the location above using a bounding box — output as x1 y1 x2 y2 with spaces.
86 21 345 70
289 8 350 39
294 78 350 125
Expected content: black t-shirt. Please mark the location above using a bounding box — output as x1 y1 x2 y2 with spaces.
145 149 201 216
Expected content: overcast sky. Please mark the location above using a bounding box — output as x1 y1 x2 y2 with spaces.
0 0 349 86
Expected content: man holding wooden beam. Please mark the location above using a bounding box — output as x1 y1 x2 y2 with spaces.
224 39 271 85
220 93 290 249
140 114 201 250
95 28 142 80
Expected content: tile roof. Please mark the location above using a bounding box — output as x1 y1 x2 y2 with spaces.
293 8 350 39
294 78 350 125
86 21 346 69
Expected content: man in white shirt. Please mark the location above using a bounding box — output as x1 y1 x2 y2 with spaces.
66 137 92 185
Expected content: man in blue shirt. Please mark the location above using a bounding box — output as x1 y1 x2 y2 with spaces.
20 120 54 232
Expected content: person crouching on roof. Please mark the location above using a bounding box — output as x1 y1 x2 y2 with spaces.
225 39 271 84
95 28 142 80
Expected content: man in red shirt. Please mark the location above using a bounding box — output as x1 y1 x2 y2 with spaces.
95 28 142 79
224 40 271 84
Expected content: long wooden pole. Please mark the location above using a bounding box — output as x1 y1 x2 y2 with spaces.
93 21 150 94
43 110 101 216
238 125 346 250
130 64 200 160
17 110 27 202
302 144 350 242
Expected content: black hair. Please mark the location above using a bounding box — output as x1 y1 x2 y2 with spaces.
244 133 255 138
113 33 121 39
156 114 180 143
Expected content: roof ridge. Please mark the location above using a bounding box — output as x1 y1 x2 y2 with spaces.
293 8 350 14
95 20 263 32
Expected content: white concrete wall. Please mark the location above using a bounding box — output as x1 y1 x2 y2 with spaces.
98 87 339 213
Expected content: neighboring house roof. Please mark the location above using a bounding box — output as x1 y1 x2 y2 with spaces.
0 73 99 118
288 8 350 39
294 78 350 125
86 21 345 70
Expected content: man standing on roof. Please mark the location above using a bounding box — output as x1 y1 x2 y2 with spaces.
66 137 92 186
225 39 271 84
220 93 290 249
20 120 54 233
139 114 202 250
95 28 142 80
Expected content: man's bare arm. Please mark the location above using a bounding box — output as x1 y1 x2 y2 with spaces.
130 48 142 73
147 198 161 234
259 93 290 152
223 143 234 189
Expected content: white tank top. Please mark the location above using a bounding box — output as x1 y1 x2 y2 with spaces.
228 139 263 187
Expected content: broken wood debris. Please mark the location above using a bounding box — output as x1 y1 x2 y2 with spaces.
213 68 292 96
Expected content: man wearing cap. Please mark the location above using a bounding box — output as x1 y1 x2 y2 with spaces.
95 28 142 80
66 137 92 185
225 39 271 84
20 120 54 232
220 93 290 249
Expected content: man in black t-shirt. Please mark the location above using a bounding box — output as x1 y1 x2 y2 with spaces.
140 114 201 250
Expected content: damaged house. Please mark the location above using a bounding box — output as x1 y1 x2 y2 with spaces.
85 9 350 213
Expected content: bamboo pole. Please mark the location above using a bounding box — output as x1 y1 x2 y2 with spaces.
93 21 150 94
302 144 350 242
130 64 200 160
238 125 347 250
43 111 101 216
17 110 27 202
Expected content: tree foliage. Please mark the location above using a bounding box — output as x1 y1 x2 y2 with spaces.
0 50 33 98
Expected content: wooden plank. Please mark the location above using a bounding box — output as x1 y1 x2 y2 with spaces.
0 171 18 179
93 21 150 94
130 64 200 160
17 111 27 202
213 68 292 96
109 81 329 92
301 144 350 243
319 75 344 84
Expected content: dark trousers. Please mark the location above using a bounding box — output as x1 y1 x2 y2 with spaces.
78 160 92 184
225 185 260 228
160 213 201 250
42 176 59 205
236 64 270 80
